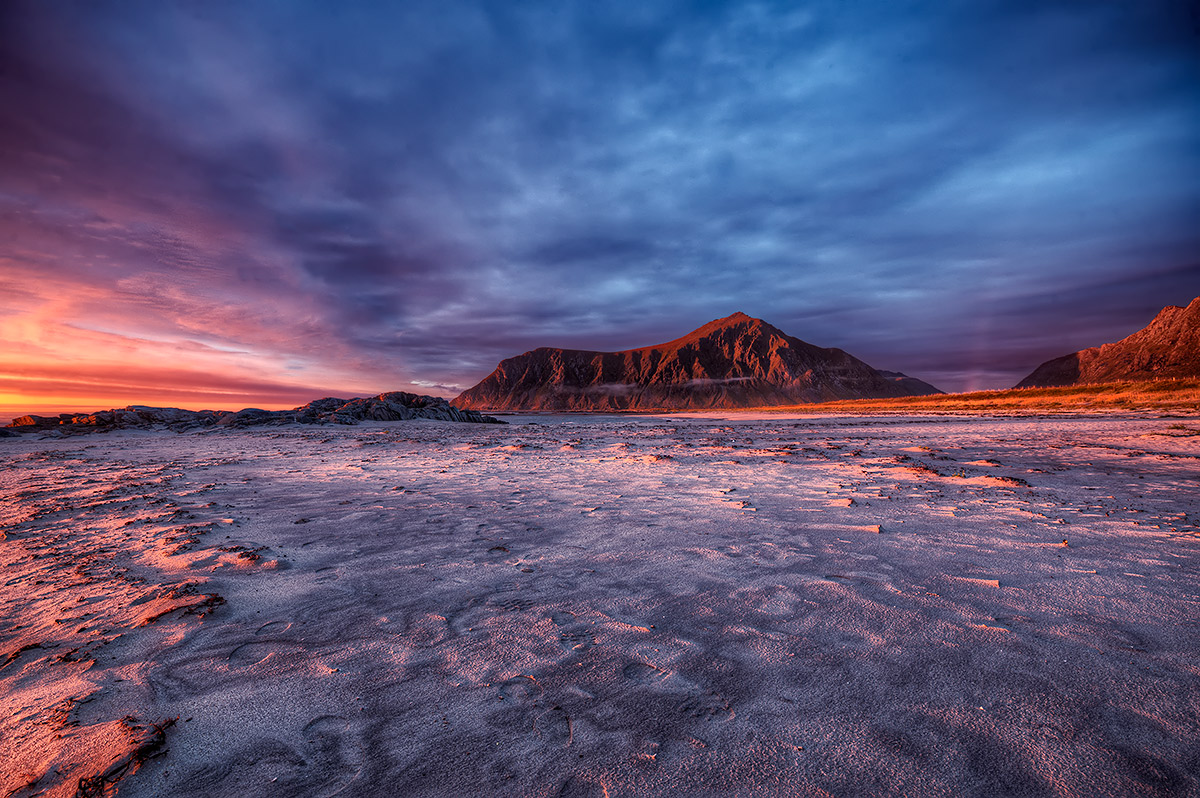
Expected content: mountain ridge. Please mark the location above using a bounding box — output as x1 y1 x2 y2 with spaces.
1016 296 1200 388
453 312 940 411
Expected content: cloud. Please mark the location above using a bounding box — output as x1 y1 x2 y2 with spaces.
1 0 1197 410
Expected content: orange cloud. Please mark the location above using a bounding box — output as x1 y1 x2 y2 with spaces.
0 237 418 423
0 306 398 423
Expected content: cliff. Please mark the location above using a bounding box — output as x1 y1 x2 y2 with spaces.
1017 297 1200 388
454 312 940 411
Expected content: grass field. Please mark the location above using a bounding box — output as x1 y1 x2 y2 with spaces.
780 379 1200 414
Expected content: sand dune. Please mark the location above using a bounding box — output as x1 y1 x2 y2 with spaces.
2 414 1199 796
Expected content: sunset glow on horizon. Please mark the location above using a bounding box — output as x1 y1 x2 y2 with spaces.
0 319 409 423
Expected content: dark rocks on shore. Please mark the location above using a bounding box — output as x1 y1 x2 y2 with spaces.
5 392 504 435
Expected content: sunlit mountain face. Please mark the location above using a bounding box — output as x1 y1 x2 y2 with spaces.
453 312 944 411
3 1 1198 421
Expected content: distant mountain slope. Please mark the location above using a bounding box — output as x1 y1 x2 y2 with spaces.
453 312 941 411
1016 296 1200 388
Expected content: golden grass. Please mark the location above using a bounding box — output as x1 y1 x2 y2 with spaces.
759 379 1200 415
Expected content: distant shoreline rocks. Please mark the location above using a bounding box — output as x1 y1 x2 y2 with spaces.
3 392 504 435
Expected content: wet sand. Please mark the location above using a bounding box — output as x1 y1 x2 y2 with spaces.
2 414 1199 797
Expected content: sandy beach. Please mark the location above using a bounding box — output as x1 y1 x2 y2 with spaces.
3 413 1199 797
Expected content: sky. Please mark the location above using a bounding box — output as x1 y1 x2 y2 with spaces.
2 0 1198 420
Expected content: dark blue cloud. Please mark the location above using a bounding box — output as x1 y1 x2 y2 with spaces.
2 0 1198 396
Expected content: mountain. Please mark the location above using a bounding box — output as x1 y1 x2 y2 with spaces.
1016 296 1200 388
5 392 503 434
453 312 941 411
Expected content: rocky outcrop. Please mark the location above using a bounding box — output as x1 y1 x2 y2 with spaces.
1016 297 1200 388
453 312 941 411
9 406 226 432
5 392 503 434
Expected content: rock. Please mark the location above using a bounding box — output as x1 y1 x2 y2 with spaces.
453 312 942 411
1017 296 1200 388
10 415 49 428
3 392 504 434
215 408 281 428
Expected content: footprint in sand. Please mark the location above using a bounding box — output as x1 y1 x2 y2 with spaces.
548 609 597 652
494 676 574 748
228 640 305 668
498 674 541 703
620 657 734 722
732 585 804 618
173 715 365 797
491 596 535 612
255 620 291 635
403 612 450 647
148 654 221 702
622 661 668 685
534 704 573 747
302 715 366 797
677 689 733 721
558 628 597 651
443 604 481 637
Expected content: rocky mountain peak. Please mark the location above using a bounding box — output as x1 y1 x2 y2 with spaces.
1016 296 1200 388
454 314 940 411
